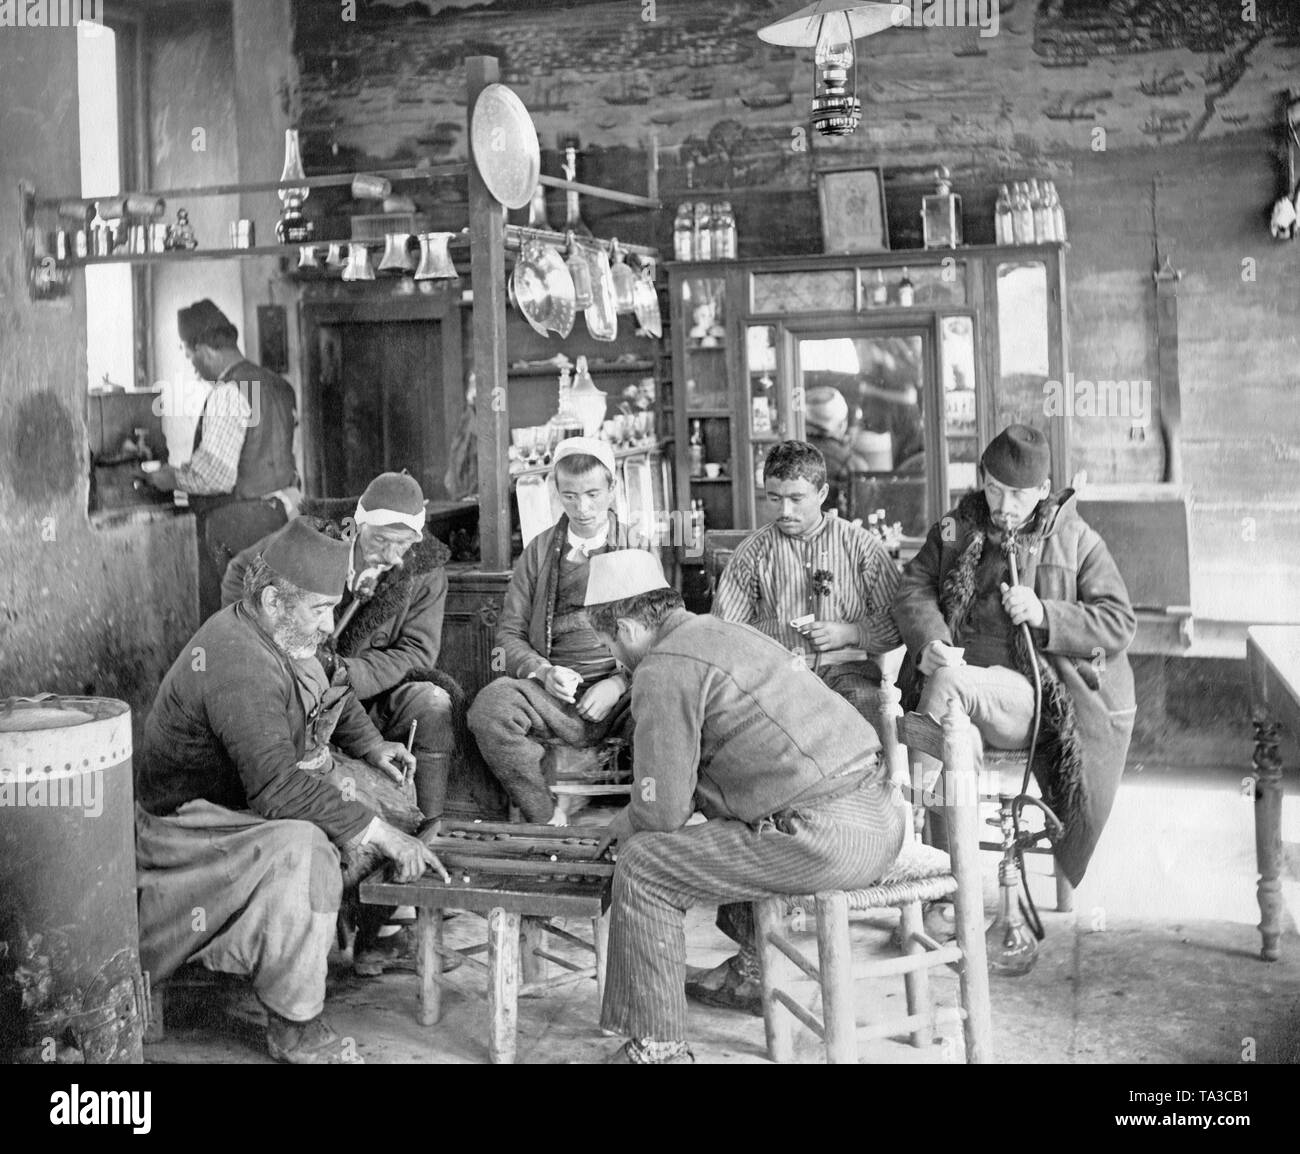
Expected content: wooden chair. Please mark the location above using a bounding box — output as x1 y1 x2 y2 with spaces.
756 694 993 1064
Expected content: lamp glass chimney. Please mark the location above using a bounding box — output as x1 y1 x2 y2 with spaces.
814 11 855 72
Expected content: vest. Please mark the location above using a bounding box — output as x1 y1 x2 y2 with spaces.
188 359 298 515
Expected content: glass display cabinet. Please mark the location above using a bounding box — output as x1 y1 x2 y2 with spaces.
667 244 1068 554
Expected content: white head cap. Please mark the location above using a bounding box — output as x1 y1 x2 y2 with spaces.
584 549 670 606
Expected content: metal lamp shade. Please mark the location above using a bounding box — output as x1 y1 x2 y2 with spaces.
756 0 908 46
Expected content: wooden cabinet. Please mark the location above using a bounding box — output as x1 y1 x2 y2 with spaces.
666 244 1069 542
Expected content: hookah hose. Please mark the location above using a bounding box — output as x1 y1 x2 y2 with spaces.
1004 535 1048 940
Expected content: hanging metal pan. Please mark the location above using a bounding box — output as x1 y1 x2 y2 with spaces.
470 83 541 210
584 245 618 341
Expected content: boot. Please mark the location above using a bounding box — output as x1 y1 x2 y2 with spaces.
414 750 451 823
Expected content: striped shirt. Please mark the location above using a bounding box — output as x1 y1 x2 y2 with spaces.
712 515 902 663
174 380 253 496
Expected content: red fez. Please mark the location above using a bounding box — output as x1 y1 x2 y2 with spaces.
262 517 350 596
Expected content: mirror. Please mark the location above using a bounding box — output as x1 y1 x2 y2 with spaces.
796 332 929 536
941 315 978 507
995 262 1050 432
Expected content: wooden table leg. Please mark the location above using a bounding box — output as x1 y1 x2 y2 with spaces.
488 907 520 1064
1252 708 1285 962
417 907 443 1026
520 916 546 988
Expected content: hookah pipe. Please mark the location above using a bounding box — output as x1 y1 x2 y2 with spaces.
988 532 1064 972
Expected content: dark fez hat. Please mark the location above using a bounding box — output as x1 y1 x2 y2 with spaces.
262 517 350 596
981 424 1051 489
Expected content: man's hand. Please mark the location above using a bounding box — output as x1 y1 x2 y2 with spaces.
371 820 448 884
1000 582 1046 629
918 639 966 676
541 664 582 704
145 465 178 491
801 620 859 653
366 741 416 785
576 675 626 722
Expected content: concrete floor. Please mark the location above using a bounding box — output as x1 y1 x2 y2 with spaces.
145 758 1300 1065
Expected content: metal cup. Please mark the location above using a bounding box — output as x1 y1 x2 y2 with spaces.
378 233 415 273
325 242 348 269
414 232 457 280
341 242 375 281
297 245 321 270
228 219 254 249
150 223 169 253
351 173 393 200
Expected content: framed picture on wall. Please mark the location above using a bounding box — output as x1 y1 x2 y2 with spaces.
816 167 889 254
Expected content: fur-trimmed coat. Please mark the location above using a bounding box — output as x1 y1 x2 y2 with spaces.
220 497 451 704
893 490 1137 886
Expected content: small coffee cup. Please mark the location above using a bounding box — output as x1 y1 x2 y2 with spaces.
704 463 721 479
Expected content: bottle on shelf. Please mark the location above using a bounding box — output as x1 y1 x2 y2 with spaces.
1030 178 1050 244
1011 181 1033 245
867 511 879 538
673 203 694 262
692 202 713 262
712 201 737 260
1047 180 1067 242
875 509 888 543
897 266 915 308
688 419 705 477
870 268 888 306
690 499 706 549
994 184 1013 246
889 521 902 561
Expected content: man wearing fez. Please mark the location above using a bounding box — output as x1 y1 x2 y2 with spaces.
136 517 447 1065
222 472 457 977
468 438 646 827
894 424 1136 899
146 299 300 618
584 551 906 1064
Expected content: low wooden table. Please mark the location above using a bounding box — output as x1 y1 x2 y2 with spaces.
1246 626 1300 961
360 868 610 1064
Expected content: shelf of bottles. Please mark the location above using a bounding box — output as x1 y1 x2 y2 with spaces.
678 270 734 532
993 179 1067 247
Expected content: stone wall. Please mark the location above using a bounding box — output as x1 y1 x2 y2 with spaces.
291 0 1300 628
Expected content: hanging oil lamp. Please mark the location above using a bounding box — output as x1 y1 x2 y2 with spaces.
757 1 908 139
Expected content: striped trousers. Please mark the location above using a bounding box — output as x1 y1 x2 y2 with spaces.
599 779 908 1041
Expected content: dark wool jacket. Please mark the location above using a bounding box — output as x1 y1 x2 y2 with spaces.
496 512 648 680
136 603 380 845
221 498 451 704
893 489 1137 886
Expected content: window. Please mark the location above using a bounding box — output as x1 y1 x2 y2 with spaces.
78 17 143 393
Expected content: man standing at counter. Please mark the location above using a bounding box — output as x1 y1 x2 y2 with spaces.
135 517 445 1064
146 299 299 619
584 551 906 1064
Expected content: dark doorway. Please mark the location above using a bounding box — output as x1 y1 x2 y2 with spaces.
301 291 463 501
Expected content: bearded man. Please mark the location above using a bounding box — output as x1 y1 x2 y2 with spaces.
135 517 446 1064
894 423 1137 890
